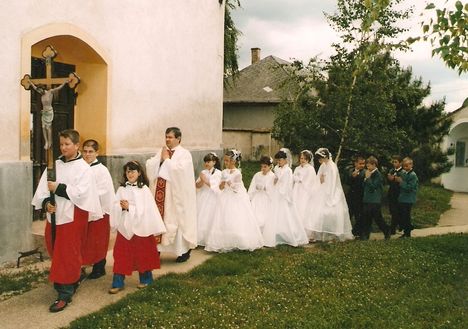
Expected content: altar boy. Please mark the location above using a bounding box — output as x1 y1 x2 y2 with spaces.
32 129 101 312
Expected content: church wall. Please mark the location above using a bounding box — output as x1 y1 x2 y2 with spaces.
0 161 33 263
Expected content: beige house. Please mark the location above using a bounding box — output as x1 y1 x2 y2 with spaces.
441 97 468 192
223 48 297 160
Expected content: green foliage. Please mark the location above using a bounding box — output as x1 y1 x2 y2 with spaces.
273 53 453 182
69 235 468 328
272 0 453 181
223 0 241 81
420 1 468 74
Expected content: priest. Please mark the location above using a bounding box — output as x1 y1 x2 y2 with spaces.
146 127 197 262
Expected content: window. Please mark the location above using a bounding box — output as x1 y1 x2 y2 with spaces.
455 141 466 167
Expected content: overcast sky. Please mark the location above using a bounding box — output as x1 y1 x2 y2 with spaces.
232 0 467 112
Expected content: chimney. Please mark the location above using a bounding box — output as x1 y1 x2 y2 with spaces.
251 47 261 65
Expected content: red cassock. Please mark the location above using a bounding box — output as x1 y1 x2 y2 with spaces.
82 214 110 265
45 207 88 284
112 233 160 275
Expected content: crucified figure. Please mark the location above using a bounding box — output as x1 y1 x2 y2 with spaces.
29 80 68 150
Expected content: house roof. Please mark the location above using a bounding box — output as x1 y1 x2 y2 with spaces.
449 96 468 116
224 55 297 104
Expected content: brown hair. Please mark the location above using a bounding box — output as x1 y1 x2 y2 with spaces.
120 160 149 188
83 139 99 151
59 129 80 144
366 156 378 166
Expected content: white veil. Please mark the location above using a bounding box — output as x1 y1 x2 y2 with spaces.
280 148 293 166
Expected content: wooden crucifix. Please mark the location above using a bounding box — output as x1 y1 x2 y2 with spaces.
20 45 80 170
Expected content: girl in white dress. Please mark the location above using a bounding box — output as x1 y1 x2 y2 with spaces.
292 150 318 229
248 156 275 231
263 149 309 247
196 152 222 246
306 148 353 242
205 149 264 252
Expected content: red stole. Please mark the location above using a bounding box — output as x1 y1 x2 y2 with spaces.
155 149 174 218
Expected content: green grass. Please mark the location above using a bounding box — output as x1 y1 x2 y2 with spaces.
0 267 48 300
69 235 468 329
243 161 452 228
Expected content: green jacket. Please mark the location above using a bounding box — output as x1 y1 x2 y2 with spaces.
398 170 418 204
363 169 383 204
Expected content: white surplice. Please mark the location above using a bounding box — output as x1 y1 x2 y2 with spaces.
146 145 197 256
32 157 102 225
110 185 166 240
89 160 116 221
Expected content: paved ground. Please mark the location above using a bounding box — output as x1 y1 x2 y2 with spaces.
1 192 467 329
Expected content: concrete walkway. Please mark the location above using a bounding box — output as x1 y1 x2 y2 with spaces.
1 192 467 329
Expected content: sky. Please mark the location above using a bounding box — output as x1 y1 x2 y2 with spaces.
231 0 467 112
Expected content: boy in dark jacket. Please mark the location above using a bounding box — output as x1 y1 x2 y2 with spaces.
361 156 390 240
395 157 419 238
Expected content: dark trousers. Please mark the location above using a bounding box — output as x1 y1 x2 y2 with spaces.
398 202 413 236
388 198 400 232
53 283 75 302
348 195 364 236
362 203 389 239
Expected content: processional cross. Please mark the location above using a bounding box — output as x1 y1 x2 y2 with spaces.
20 45 80 169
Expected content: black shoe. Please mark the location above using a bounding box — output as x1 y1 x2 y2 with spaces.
399 234 411 239
49 299 70 313
88 270 106 279
175 250 191 263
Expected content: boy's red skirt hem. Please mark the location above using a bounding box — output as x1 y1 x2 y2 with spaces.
82 214 110 265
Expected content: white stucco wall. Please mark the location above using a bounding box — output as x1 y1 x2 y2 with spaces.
441 107 468 192
0 0 224 161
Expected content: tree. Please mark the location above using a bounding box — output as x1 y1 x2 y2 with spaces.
272 0 453 181
420 1 468 74
223 0 241 79
324 0 412 162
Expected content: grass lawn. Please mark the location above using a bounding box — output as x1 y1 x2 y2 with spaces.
69 234 468 329
0 267 48 300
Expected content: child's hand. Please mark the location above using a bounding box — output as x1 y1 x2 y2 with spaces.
46 202 56 214
226 180 232 186
352 170 359 177
120 200 129 210
47 181 58 192
219 181 226 190
365 170 371 179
